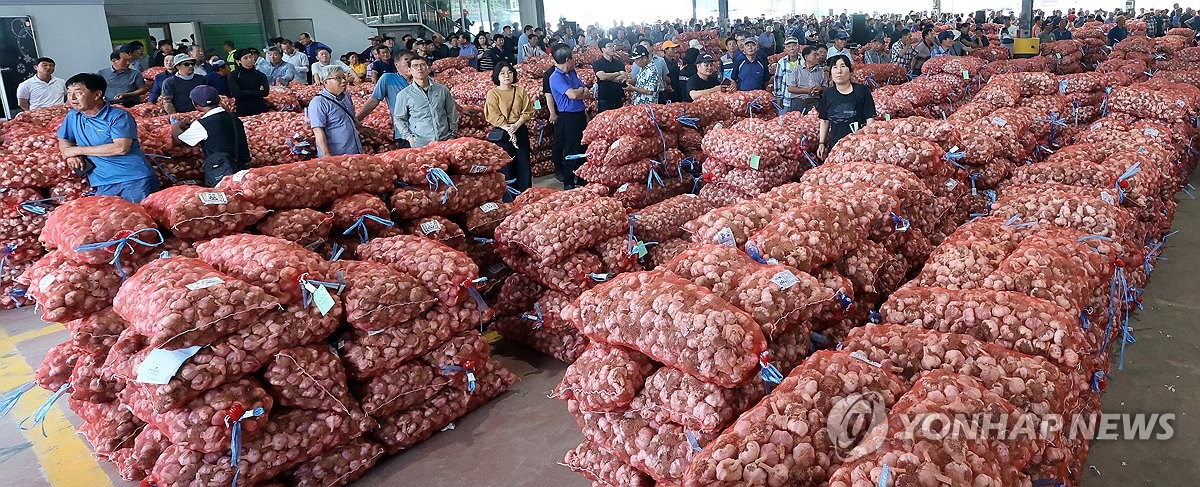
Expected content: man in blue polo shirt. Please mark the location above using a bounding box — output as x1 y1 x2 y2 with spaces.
731 38 769 92
548 44 591 189
56 73 158 203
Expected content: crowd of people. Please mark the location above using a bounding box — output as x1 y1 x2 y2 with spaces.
14 6 1200 204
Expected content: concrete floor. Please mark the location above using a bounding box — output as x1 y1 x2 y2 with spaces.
0 177 1196 486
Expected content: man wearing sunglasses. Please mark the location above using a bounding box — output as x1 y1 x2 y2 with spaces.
160 53 209 114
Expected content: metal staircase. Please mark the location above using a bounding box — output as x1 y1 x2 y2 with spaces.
326 0 455 36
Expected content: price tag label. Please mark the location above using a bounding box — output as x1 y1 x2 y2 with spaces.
948 146 960 154
1091 122 1103 130
884 113 892 121
420 220 442 235
749 155 761 170
945 178 960 190
232 170 248 182
990 117 1007 127
186 276 225 290
849 350 883 368
38 274 55 292
136 346 203 384
198 192 228 205
487 263 507 274
770 270 800 290
1100 191 1117 205
312 285 335 315
611 138 622 150
616 183 630 193
470 164 489 173
715 227 736 246
962 69 970 80
1144 127 1160 136
635 241 649 258
480 202 500 213
1056 52 1062 59
533 99 542 110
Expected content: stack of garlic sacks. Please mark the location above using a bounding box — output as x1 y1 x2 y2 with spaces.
554 40 1196 487
11 149 517 487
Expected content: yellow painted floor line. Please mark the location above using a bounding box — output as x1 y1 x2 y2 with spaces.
0 323 65 351
0 325 113 487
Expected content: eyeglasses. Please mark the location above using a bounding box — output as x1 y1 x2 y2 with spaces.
178 62 196 67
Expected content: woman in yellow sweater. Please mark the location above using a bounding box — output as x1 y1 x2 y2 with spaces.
484 63 535 198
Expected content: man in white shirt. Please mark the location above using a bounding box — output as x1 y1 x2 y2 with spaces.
826 30 852 59
280 39 311 83
16 57 66 111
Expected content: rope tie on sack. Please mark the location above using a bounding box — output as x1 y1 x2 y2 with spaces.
73 227 165 279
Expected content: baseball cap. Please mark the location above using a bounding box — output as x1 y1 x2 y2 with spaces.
784 36 799 45
836 30 851 40
696 53 716 63
189 85 220 108
743 38 758 45
950 29 962 40
368 35 383 41
211 59 228 69
937 31 954 42
661 40 680 49
172 53 196 65
630 45 650 59
234 48 257 60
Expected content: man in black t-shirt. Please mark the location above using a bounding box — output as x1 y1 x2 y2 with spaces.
591 39 628 113
685 54 730 102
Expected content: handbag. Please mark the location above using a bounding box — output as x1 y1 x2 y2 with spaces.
487 89 519 143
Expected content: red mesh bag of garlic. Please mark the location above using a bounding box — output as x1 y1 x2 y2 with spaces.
352 362 449 418
20 250 133 322
562 441 653 487
628 365 765 434
39 196 158 265
256 208 334 247
389 172 507 220
0 148 74 188
553 342 656 411
823 133 950 184
123 377 273 454
217 154 394 209
262 344 359 412
140 186 267 239
194 234 328 304
338 300 489 379
573 270 766 387
327 260 435 332
507 196 627 267
112 256 281 350
280 438 384 487
357 234 479 306
568 398 719 483
682 350 909 487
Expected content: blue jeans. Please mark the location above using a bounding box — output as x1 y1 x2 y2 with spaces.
93 176 160 204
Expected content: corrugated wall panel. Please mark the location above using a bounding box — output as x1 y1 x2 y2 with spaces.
103 0 261 26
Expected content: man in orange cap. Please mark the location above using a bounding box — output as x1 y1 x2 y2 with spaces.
660 39 682 103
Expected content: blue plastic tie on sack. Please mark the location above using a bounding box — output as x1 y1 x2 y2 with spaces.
563 153 588 161
1080 307 1092 331
1091 370 1110 392
425 167 457 193
1058 79 1068 95
686 430 703 451
890 213 910 232
18 196 66 215
969 190 997 219
968 173 980 196
1003 214 1037 228
835 290 853 310
460 277 489 314
942 150 966 169
0 381 35 418
644 105 669 162
588 273 614 282
758 351 784 386
878 464 891 487
73 227 165 280
1100 86 1112 116
0 243 16 286
342 214 395 244
329 244 344 262
1114 161 1143 204
19 382 70 437
441 364 479 393
145 154 180 184
521 302 544 330
869 310 882 324
676 115 699 129
299 272 346 308
746 96 765 117
228 405 266 487
7 288 26 307
646 160 666 189
472 237 495 245
744 242 778 265
505 178 522 196
864 73 878 89
285 138 313 156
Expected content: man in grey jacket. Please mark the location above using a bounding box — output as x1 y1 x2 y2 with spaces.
393 57 458 147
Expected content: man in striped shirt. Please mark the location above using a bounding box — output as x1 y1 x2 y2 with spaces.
773 37 802 109
891 29 917 73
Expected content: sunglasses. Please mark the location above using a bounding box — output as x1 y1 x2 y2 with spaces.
178 62 196 67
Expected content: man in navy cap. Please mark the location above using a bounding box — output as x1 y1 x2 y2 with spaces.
172 85 250 186
827 30 852 59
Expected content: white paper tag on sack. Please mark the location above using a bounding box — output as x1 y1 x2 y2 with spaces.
944 179 959 190
136 346 203 384
186 276 225 290
420 220 442 235
715 227 736 247
232 170 248 182
990 117 1007 127
487 263 507 274
1144 127 1160 136
849 350 883 368
470 164 489 174
197 192 228 205
38 273 56 292
616 183 630 193
771 271 800 290
312 286 335 315
480 202 500 213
